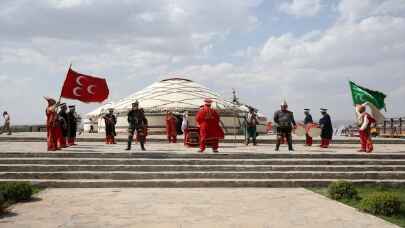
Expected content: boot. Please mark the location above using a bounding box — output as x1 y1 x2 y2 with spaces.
140 141 146 151
275 140 280 151
126 137 132 150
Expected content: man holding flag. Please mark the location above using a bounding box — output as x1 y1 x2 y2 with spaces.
349 81 387 153
45 66 109 150
356 104 376 153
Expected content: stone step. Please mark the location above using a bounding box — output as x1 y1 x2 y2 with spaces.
2 136 405 144
2 152 405 159
2 164 405 172
1 158 405 165
1 179 405 188
2 171 405 180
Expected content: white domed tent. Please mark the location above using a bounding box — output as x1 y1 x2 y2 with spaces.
85 78 267 135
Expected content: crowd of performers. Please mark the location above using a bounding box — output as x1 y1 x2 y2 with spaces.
271 101 373 153
45 97 375 153
272 101 334 152
45 97 78 151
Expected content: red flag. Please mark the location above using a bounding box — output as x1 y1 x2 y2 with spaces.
61 68 109 103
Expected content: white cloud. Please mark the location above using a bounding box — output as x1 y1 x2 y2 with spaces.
176 0 405 119
338 0 405 22
259 16 405 69
47 0 93 8
1 0 405 123
279 0 321 17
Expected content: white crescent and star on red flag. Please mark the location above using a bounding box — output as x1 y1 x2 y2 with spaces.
61 68 109 103
72 76 97 97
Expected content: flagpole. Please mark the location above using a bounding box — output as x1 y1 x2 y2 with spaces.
348 79 360 136
58 63 72 105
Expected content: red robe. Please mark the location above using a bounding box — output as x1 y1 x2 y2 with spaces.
359 112 375 153
196 105 224 142
46 106 59 151
165 115 177 138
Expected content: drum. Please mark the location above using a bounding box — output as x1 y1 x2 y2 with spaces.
294 124 306 136
308 124 321 138
185 127 200 147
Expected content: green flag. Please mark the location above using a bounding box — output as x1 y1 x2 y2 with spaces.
349 81 387 110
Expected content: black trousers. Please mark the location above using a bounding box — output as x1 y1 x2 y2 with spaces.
276 127 293 150
246 126 257 145
127 128 145 150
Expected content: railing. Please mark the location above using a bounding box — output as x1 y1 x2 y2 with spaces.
378 117 405 137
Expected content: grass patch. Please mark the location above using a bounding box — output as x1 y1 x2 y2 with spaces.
308 185 405 227
0 182 43 215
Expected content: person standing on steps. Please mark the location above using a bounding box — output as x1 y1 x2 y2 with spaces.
126 101 148 151
273 101 296 152
246 107 259 146
303 109 313 146
319 108 333 148
44 97 60 151
0 111 12 135
196 99 224 153
356 104 375 153
165 111 177 143
181 111 189 146
57 104 68 148
67 105 78 146
103 108 117 144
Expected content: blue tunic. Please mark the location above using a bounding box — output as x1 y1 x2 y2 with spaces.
304 114 313 125
319 114 333 139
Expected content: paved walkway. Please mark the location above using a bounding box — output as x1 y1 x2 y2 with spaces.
0 188 398 228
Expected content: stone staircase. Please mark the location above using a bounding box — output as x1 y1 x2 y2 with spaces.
1 151 405 188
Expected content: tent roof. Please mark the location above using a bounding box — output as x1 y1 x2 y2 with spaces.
87 78 244 117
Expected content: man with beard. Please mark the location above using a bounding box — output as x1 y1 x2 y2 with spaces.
103 108 117 144
274 101 296 152
126 101 148 151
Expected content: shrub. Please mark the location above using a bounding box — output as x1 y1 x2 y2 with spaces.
0 182 35 202
0 192 6 214
327 180 358 200
360 192 401 216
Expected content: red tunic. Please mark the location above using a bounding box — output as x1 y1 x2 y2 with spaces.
196 105 224 142
165 115 177 137
46 107 59 151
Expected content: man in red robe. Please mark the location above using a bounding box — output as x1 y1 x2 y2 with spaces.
165 111 177 143
356 104 376 153
196 99 224 153
45 97 60 151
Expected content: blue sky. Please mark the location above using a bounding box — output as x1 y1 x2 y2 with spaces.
0 0 404 124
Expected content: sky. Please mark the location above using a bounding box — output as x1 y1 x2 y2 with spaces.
0 0 404 125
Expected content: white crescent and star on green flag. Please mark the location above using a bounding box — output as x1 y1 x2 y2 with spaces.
349 81 387 111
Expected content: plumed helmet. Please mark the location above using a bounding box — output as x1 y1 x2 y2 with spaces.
281 100 288 107
44 96 56 105
204 98 213 105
